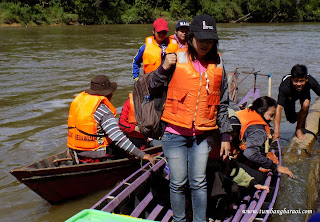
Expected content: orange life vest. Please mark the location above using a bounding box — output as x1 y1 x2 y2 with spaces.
142 36 178 74
169 35 187 49
67 91 117 151
127 93 136 124
161 48 224 130
236 109 270 150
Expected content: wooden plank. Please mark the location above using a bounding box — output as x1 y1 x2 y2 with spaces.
247 175 272 221
101 158 165 212
146 204 163 220
161 209 173 222
231 195 251 222
130 192 154 217
239 191 260 222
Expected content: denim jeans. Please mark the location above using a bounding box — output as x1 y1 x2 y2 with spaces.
161 132 211 222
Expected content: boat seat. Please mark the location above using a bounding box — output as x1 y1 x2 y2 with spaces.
146 204 163 220
230 195 251 222
130 192 154 217
101 158 166 212
239 191 260 222
161 209 173 222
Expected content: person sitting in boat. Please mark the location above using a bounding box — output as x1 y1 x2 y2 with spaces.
207 109 270 220
235 96 295 182
273 64 320 140
169 20 189 49
208 108 270 191
207 158 270 220
147 14 232 222
118 93 148 150
67 75 154 165
132 18 178 81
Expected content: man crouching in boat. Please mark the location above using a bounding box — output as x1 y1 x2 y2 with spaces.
235 96 295 182
273 64 320 140
67 75 154 165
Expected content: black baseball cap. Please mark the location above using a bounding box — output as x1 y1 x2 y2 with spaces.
190 14 219 40
175 20 190 30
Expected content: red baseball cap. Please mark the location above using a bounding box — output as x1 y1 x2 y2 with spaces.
153 18 169 32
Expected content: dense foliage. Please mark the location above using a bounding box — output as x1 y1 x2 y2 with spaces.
0 0 319 25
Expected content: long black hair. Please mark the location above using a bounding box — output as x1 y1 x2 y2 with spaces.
186 30 220 64
249 96 277 117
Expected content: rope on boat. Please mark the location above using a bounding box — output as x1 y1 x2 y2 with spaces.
148 156 168 171
140 153 168 169
153 155 167 164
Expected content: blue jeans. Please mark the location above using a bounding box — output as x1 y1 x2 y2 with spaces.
161 132 211 222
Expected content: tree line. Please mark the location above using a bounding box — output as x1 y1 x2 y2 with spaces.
0 0 319 26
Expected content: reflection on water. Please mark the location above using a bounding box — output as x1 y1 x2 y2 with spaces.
0 23 320 222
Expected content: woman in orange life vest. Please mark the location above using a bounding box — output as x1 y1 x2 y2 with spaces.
234 96 295 183
147 14 232 222
118 93 148 149
67 75 154 165
132 18 178 81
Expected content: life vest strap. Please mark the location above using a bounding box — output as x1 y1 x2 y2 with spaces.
68 126 106 138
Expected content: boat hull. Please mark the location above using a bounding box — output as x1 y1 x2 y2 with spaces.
88 147 280 222
10 146 162 204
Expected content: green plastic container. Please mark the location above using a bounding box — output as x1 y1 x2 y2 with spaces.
65 209 158 222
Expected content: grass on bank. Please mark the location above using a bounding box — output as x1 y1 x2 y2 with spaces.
0 2 78 26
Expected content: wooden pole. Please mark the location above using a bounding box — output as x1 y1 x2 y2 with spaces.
265 73 272 153
268 73 272 97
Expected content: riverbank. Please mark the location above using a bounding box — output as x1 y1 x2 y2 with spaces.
0 23 21 27
0 22 81 27
1 0 319 26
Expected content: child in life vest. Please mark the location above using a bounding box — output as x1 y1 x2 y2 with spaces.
207 109 270 220
234 96 295 182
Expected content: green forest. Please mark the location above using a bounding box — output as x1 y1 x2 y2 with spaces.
0 0 319 26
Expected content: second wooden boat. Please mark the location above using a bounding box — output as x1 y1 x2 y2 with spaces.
10 145 162 204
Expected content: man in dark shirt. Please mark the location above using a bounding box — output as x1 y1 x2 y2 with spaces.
273 64 320 140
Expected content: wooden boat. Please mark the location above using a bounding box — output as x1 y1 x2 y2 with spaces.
85 145 280 222
68 68 281 221
10 145 162 204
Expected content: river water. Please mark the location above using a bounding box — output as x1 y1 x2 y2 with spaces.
0 23 320 222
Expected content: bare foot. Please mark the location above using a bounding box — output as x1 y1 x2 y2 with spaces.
296 129 307 140
254 184 270 193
